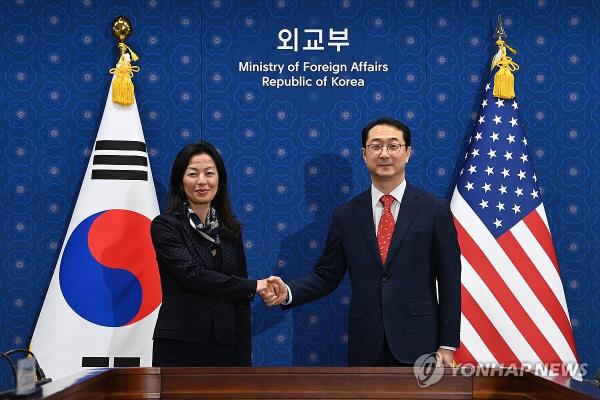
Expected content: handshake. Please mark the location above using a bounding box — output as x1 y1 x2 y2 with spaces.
256 276 288 306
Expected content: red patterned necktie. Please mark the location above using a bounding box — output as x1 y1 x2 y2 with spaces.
377 194 396 264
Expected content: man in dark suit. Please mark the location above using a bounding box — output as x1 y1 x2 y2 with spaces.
262 117 461 367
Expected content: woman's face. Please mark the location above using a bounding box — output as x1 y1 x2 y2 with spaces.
182 153 219 207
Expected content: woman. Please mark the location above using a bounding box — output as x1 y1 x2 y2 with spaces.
150 141 269 367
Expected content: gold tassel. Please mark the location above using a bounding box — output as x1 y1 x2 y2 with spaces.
109 44 140 106
491 39 519 100
493 64 515 99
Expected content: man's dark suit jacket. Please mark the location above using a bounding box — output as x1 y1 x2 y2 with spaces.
150 211 256 366
286 183 461 366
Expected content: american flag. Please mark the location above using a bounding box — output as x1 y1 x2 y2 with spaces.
450 81 579 374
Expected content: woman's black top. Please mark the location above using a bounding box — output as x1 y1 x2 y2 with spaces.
150 211 256 366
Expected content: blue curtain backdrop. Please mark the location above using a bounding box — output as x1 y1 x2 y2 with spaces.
1 0 599 388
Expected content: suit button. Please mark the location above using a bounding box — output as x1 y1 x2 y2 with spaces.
382 274 389 283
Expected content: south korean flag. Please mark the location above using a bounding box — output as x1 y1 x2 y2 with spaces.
31 82 162 380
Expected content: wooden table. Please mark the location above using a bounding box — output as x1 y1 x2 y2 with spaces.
21 367 600 399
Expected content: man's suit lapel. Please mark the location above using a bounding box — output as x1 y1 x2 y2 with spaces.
354 190 384 270
383 183 420 270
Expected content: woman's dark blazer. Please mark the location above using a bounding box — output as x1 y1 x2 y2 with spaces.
150 211 257 365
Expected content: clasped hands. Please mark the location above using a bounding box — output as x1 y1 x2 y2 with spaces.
256 276 288 306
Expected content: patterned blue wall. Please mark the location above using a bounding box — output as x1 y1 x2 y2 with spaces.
1 0 599 389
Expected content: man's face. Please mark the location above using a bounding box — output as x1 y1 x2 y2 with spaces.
362 124 411 183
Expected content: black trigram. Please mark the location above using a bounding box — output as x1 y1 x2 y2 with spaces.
82 356 140 367
91 140 149 181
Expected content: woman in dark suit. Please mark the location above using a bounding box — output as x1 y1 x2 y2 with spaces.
150 141 270 367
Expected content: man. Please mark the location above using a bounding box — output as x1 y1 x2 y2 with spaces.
262 117 461 367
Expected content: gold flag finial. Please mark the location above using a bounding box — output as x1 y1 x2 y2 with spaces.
109 16 140 106
494 15 506 41
112 16 132 42
491 15 519 100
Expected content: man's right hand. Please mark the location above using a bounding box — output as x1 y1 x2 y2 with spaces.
259 276 288 306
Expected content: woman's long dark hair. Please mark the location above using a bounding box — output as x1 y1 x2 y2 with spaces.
167 141 241 239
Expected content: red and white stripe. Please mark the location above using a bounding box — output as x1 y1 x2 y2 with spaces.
450 189 578 372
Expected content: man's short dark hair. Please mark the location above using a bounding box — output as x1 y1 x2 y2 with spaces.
361 117 411 148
